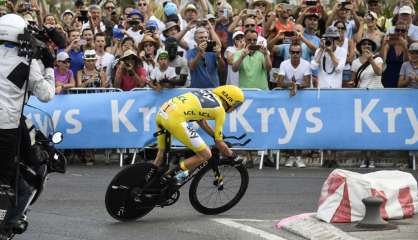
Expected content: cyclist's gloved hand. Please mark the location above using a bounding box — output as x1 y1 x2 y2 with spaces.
228 151 243 164
40 48 55 68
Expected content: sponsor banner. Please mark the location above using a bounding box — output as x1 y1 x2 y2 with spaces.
25 89 418 150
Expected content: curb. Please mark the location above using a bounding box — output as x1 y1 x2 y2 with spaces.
276 213 361 240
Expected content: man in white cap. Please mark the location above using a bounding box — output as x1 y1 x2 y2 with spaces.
398 42 418 88
397 5 418 41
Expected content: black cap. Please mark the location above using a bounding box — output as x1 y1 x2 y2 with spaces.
75 0 84 7
166 14 179 23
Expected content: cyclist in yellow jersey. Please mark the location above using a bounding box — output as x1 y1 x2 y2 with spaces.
153 85 245 173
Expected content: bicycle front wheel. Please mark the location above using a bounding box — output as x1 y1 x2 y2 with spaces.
189 160 249 215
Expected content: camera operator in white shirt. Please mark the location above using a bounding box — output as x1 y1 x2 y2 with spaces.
311 26 347 88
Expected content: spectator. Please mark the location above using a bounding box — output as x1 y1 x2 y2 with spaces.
81 28 95 50
165 37 189 87
270 3 294 35
187 27 225 88
398 42 418 88
61 9 75 32
326 0 360 40
125 9 145 45
163 21 188 51
114 49 148 91
94 32 115 83
77 50 107 88
381 22 409 88
177 3 200 50
354 11 384 51
138 34 160 79
333 21 355 88
54 52 75 94
276 43 311 93
394 5 418 42
232 29 271 90
242 17 267 47
251 0 272 17
214 2 233 49
138 0 165 30
82 4 106 34
145 20 162 44
65 29 84 83
367 0 388 32
301 12 321 61
150 50 177 89
225 31 246 86
352 38 383 89
311 26 347 89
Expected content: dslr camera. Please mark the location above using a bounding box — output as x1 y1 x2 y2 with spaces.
323 38 333 47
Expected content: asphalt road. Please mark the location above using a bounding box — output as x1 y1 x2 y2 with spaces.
15 165 418 240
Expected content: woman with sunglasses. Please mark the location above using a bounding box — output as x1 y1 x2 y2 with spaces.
381 23 409 88
138 35 161 80
77 50 107 88
333 21 355 87
54 52 75 94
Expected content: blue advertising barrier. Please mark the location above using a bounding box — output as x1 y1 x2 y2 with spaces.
25 89 418 150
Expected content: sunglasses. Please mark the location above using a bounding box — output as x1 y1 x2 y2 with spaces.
244 24 256 28
106 6 115 10
59 60 71 63
85 59 96 62
337 26 346 31
361 41 372 46
138 3 147 7
290 51 301 54
144 43 155 48
395 28 407 33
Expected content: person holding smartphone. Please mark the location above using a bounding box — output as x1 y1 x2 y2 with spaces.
232 29 271 90
187 27 225 88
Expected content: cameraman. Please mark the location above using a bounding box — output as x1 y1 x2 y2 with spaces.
0 13 54 231
311 26 347 88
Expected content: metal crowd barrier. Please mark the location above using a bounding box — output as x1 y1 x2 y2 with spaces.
65 87 123 94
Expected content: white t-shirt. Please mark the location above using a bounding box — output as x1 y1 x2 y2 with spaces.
225 46 240 86
278 59 311 84
95 52 115 81
351 57 384 89
311 46 347 89
150 66 177 83
126 28 144 46
82 21 106 34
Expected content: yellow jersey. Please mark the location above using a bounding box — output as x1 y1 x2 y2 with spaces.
158 89 226 141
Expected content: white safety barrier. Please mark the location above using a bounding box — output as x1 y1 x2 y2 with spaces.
317 169 418 223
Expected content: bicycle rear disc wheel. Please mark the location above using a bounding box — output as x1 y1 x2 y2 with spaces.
105 163 161 221
189 160 249 215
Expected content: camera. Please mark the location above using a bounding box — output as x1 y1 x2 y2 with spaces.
248 44 261 51
146 25 157 33
197 20 208 27
324 38 333 47
206 40 215 52
284 31 295 37
305 0 317 6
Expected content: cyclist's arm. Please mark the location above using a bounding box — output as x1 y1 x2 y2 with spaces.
197 120 214 137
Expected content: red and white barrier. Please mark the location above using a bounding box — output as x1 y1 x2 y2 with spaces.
317 169 418 223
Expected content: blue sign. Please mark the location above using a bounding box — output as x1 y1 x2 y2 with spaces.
25 89 418 150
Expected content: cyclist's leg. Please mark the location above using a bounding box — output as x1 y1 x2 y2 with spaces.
153 116 168 167
160 121 211 171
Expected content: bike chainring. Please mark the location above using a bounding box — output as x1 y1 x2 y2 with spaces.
157 190 180 207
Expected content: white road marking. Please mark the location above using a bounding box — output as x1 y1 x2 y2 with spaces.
212 218 287 240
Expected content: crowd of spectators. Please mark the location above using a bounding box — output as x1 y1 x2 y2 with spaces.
2 0 417 167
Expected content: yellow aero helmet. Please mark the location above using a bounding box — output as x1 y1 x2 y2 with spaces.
212 85 245 110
